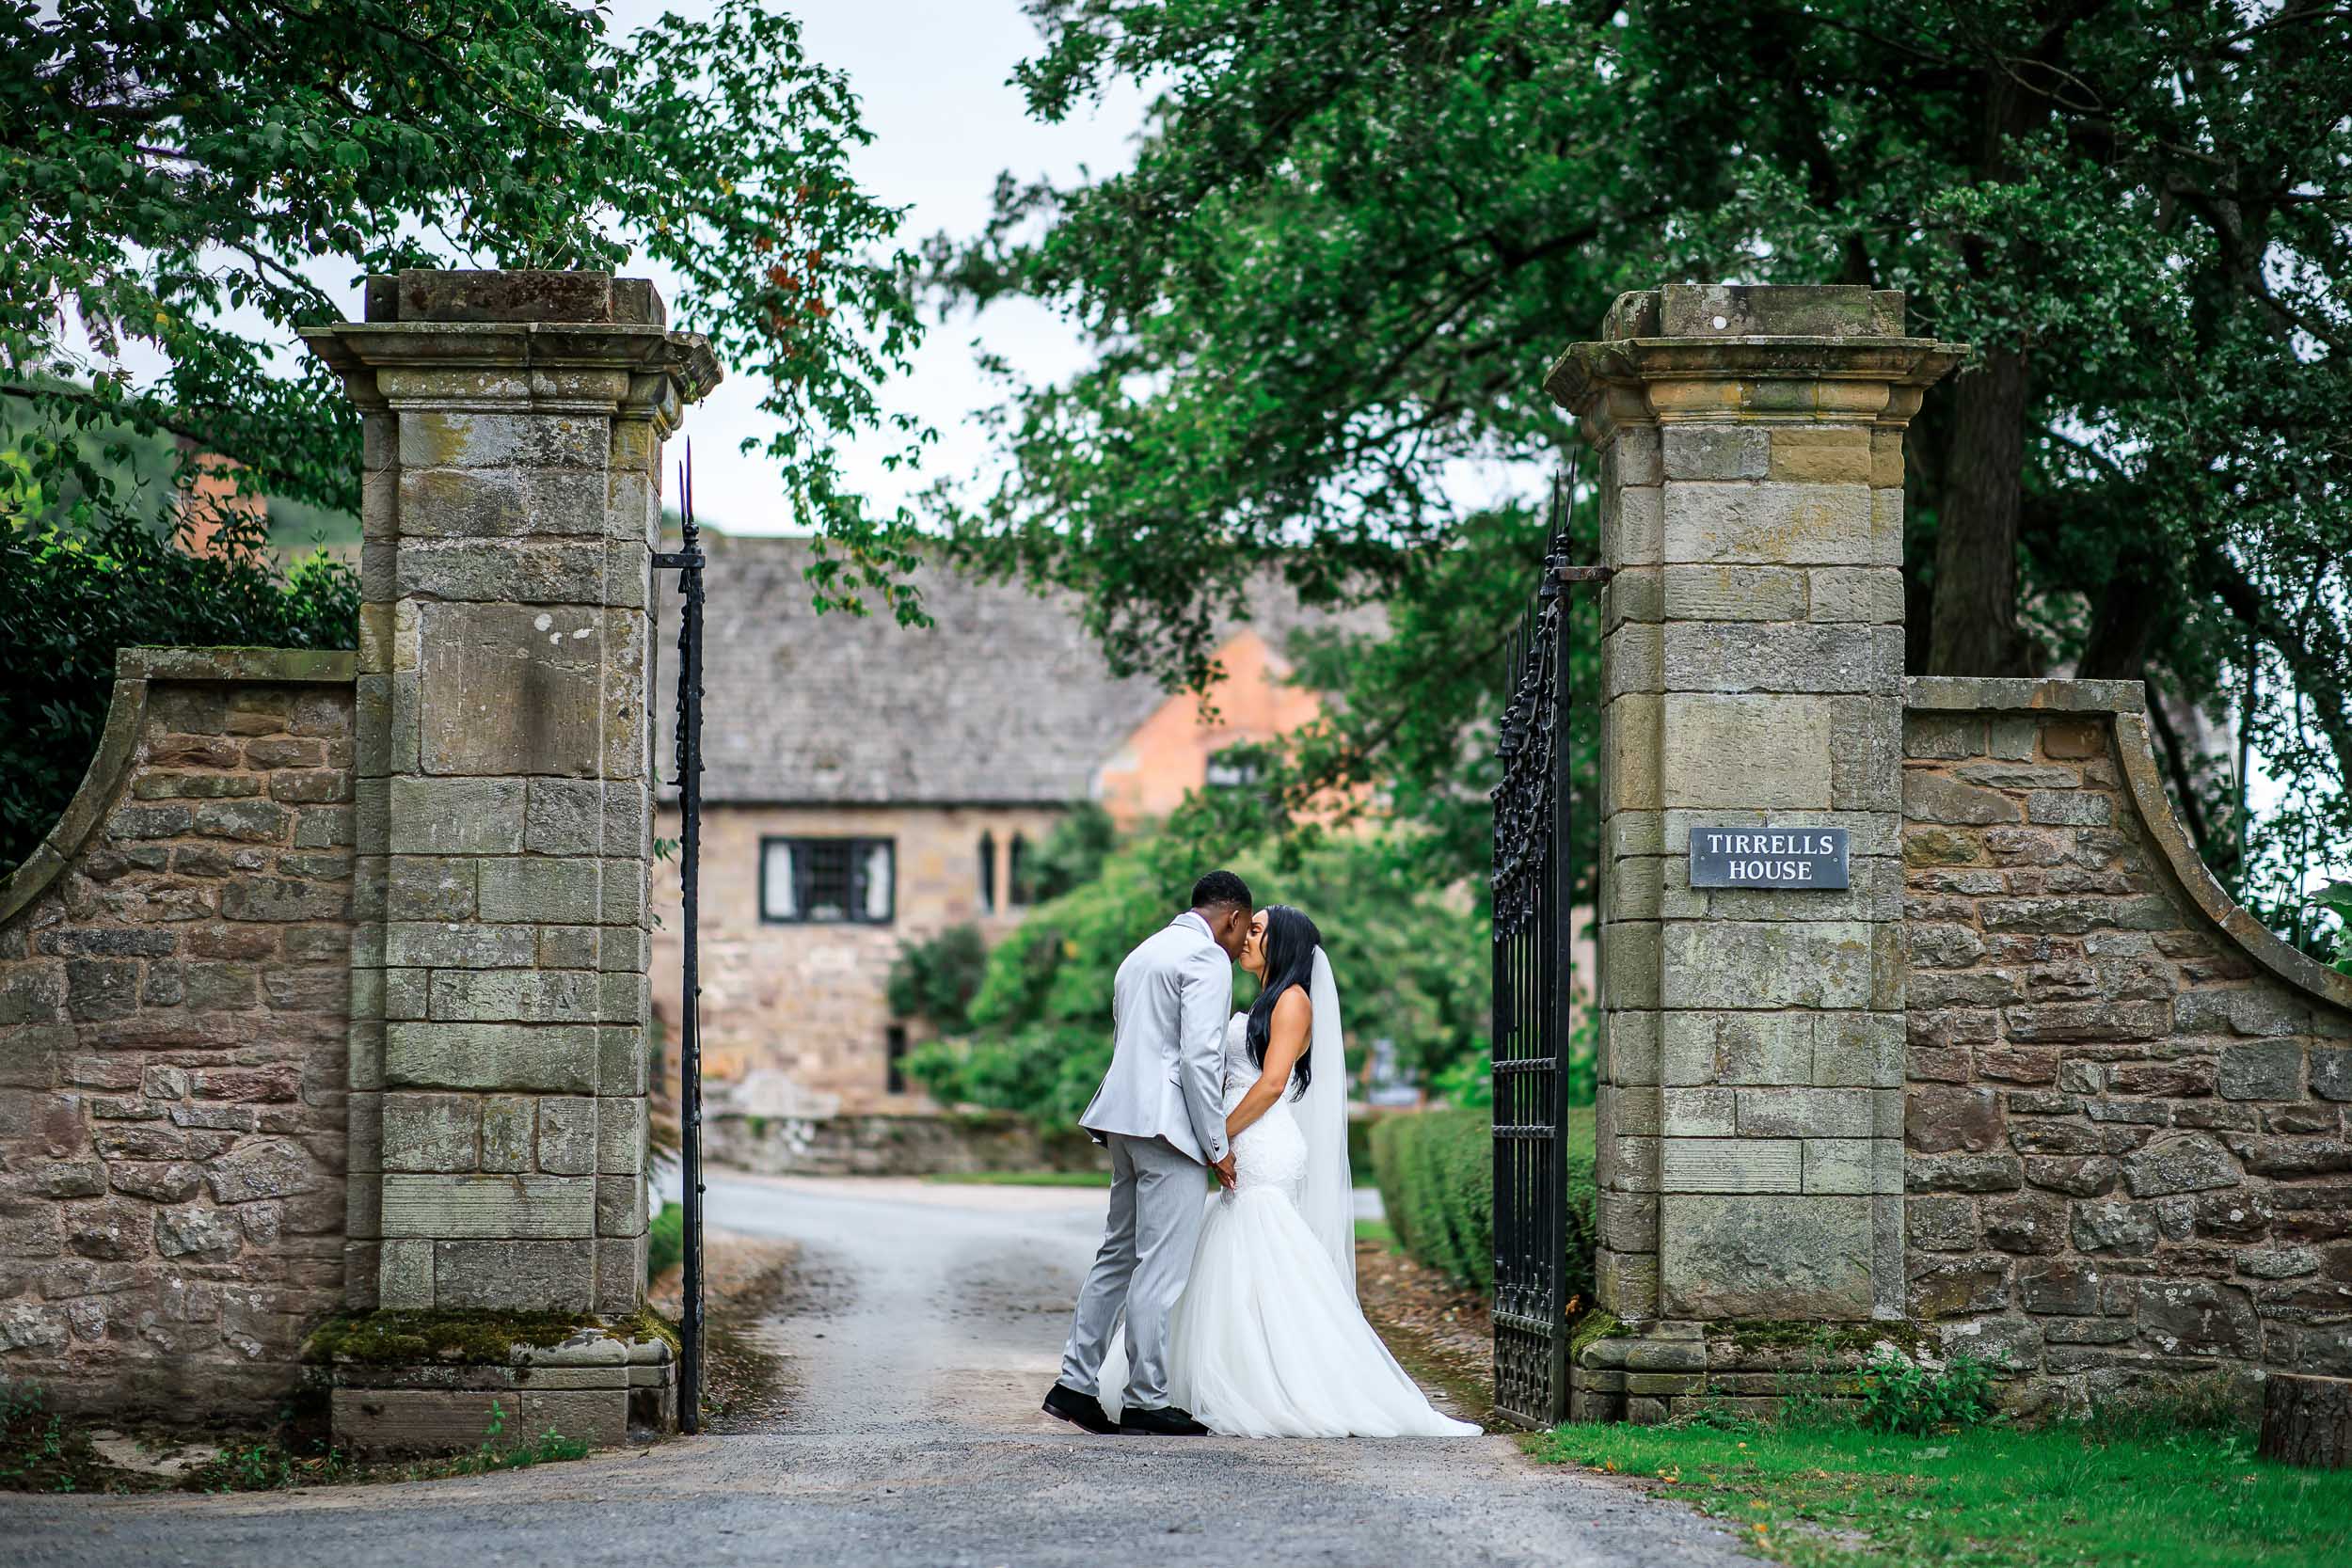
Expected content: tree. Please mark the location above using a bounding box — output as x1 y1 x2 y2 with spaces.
0 481 358 866
885 923 990 1035
1016 800 1120 903
905 828 1491 1121
3 0 930 867
933 0 2352 944
5 0 930 587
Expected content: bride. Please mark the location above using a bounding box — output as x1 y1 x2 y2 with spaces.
1101 905 1480 1438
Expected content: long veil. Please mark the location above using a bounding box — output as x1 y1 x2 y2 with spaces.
1300 947 1356 1297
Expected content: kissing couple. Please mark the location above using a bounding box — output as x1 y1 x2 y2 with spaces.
1041 870 1480 1439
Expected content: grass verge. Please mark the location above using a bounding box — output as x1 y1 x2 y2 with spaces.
1529 1413 2352 1568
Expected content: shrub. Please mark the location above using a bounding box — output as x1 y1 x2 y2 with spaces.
1854 1349 2001 1435
904 828 1493 1121
1371 1105 1596 1303
0 512 357 873
903 1022 1114 1127
2313 880 2352 977
1016 800 1119 904
645 1199 685 1283
885 924 989 1032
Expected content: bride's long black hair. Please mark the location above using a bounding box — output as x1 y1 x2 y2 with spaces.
1244 904 1321 1100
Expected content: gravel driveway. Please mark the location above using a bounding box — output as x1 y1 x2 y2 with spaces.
2 1173 1752 1568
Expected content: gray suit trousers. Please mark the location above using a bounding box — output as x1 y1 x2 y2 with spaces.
1057 1132 1208 1411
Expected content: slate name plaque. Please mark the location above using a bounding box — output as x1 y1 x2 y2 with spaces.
1689 827 1850 889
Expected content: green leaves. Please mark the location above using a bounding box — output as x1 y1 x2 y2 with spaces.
1854 1349 2003 1437
0 512 358 869
1 0 934 864
2311 881 2352 977
3 0 926 561
935 0 2352 934
885 924 991 1034
903 819 1493 1122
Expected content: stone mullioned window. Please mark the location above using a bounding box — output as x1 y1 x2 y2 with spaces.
1901 689 2351 1410
0 651 355 1418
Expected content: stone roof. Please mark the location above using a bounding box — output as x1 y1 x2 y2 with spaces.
652 534 1366 807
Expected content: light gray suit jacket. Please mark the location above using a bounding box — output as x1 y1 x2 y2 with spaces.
1079 911 1233 1166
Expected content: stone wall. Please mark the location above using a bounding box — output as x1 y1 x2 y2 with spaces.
0 648 356 1418
1901 678 2352 1410
1554 281 2347 1427
705 1109 1111 1178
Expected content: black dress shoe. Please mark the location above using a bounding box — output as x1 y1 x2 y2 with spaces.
1119 1404 1211 1436
1042 1382 1119 1434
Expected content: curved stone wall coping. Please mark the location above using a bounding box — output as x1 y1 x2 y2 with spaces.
1903 674 2145 715
1905 674 2352 1016
116 645 356 685
0 645 358 927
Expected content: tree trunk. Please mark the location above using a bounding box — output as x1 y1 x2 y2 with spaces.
2260 1373 2352 1469
1928 345 2032 675
2077 546 2163 682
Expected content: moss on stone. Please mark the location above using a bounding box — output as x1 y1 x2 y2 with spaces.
616 1306 682 1355
303 1307 679 1367
1568 1309 1625 1363
1706 1318 1935 1359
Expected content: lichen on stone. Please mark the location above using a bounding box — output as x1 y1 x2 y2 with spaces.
303 1307 679 1367
1705 1318 1935 1359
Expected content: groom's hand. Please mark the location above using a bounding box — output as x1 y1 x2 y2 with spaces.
1213 1152 1237 1190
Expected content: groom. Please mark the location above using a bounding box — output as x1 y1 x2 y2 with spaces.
1041 870 1251 1437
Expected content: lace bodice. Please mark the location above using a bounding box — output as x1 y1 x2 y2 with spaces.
1221 1012 1307 1201
1219 1012 1257 1097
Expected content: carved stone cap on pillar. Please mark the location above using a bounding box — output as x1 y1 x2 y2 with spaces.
363 269 669 326
1607 283 1908 341
1546 284 1965 432
300 270 722 425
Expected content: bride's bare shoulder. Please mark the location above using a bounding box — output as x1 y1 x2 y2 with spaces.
1272 984 1312 1029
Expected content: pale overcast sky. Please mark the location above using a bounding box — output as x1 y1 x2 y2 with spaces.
604 0 1151 532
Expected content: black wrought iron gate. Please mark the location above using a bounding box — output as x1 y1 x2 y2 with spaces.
1490 480 1603 1430
653 451 707 1433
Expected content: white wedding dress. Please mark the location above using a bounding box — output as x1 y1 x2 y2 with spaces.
1101 951 1479 1438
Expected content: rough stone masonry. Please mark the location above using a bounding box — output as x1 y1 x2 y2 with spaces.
301 271 717 1447
0 650 355 1418
1900 679 2352 1413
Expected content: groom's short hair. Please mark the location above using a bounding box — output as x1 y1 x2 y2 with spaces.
1190 869 1253 913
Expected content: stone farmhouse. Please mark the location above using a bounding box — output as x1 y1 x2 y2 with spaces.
649 535 1349 1130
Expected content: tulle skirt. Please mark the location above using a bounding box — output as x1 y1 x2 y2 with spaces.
1101 1183 1481 1439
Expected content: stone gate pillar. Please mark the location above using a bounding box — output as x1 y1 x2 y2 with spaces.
303 272 717 1447
1548 286 1959 1418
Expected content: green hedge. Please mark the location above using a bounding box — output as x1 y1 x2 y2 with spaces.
1370 1105 1596 1306
1 515 357 872
645 1199 684 1284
